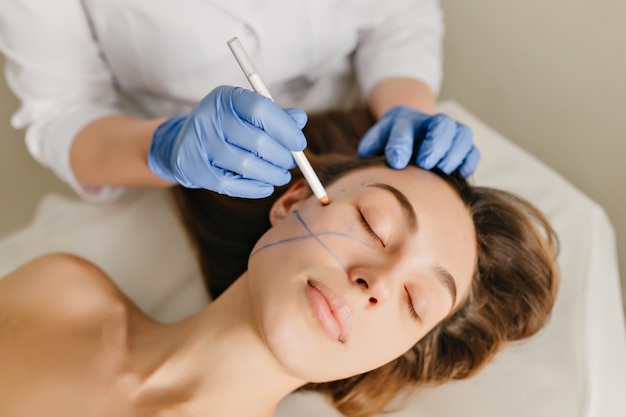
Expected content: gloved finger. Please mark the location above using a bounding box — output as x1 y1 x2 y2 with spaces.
437 124 474 174
204 170 275 199
211 141 292 186
357 118 392 157
231 88 306 151
148 114 188 184
459 147 481 178
223 119 297 170
415 115 456 170
283 107 308 129
220 177 276 199
384 114 415 169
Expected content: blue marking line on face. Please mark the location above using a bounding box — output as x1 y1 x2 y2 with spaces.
293 210 346 269
344 220 356 233
250 210 376 270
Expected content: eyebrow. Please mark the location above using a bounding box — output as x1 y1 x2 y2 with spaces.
367 183 458 308
434 264 458 308
367 183 417 232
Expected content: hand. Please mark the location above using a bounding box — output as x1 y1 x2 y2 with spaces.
357 106 480 177
148 85 307 198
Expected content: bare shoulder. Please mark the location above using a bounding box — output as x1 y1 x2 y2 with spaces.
0 254 145 416
0 253 130 321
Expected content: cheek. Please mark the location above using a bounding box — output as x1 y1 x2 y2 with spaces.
344 311 422 373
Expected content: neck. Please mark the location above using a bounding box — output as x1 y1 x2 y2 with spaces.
127 274 306 416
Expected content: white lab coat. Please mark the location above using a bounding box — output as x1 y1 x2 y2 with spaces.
0 0 443 202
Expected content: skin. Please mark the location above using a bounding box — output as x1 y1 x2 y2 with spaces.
0 165 474 417
368 77 436 118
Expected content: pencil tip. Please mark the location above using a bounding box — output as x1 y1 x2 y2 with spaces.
320 196 330 206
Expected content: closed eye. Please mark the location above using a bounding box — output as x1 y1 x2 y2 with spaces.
358 211 383 246
405 287 420 321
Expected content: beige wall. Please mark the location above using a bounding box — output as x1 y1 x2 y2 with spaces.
0 1 624 303
439 0 626 304
0 54 74 237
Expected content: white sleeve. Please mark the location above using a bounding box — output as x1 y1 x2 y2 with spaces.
0 0 124 202
355 0 444 99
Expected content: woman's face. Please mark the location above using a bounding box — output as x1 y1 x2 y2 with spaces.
246 166 476 383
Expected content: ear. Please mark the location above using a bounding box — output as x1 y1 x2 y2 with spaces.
269 179 312 226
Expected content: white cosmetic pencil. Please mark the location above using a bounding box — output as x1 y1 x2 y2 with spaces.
227 36 329 206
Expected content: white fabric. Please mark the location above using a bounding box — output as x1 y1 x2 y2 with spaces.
0 101 624 416
0 0 443 202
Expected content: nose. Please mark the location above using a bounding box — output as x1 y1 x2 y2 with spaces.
352 273 393 306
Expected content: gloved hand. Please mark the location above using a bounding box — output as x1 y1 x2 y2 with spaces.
148 85 307 198
357 106 480 177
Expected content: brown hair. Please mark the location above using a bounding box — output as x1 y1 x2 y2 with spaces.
172 109 559 417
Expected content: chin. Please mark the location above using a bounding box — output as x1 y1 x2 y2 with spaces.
260 312 364 383
261 311 322 378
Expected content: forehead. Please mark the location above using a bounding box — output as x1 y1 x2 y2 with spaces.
329 166 459 204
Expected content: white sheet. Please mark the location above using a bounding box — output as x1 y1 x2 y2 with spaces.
1 101 624 416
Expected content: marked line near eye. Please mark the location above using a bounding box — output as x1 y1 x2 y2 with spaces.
249 210 377 270
344 220 357 233
250 229 375 255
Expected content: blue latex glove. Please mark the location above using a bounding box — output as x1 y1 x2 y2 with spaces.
148 85 308 198
357 106 480 177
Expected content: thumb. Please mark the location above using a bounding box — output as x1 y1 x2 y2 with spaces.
358 119 390 157
384 116 415 169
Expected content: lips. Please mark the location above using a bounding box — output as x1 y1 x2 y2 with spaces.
305 279 352 343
